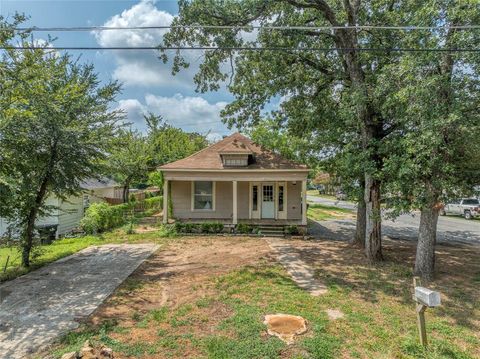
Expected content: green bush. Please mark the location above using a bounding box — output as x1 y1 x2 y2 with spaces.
285 225 299 235
235 224 259 234
145 196 163 211
174 222 185 233
185 223 197 233
200 222 224 234
81 202 132 234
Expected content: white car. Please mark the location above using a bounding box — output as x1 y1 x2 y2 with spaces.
440 198 480 219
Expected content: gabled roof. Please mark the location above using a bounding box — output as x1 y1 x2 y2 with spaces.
159 132 308 171
81 177 119 189
218 138 253 154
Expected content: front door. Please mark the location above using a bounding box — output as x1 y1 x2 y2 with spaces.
261 184 275 218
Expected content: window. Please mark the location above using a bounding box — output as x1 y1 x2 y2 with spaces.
224 157 248 166
263 185 274 202
278 185 284 211
252 185 258 211
193 181 214 210
463 199 479 205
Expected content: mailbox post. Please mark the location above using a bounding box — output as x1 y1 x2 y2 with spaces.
413 277 441 347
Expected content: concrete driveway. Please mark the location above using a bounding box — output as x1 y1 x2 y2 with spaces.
308 195 480 244
0 243 158 359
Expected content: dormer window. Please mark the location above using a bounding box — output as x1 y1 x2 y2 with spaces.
218 138 254 167
223 155 248 167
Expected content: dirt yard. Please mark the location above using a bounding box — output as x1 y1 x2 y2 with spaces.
49 236 480 359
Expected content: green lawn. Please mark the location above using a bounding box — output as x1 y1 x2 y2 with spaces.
50 240 480 359
0 226 175 283
307 203 354 221
306 190 336 200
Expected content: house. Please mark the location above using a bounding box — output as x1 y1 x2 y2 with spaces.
0 178 121 238
159 133 309 230
81 178 123 205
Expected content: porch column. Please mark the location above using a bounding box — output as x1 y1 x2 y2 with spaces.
301 180 307 225
232 180 238 225
163 179 169 224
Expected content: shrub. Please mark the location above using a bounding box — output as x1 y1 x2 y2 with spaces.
200 222 211 233
211 222 224 233
236 223 252 234
185 223 198 233
145 196 163 211
81 202 131 234
199 222 224 234
285 225 299 235
174 222 185 233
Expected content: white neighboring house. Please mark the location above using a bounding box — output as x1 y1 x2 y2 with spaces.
0 178 121 238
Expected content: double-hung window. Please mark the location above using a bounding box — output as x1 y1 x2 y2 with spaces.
193 181 214 210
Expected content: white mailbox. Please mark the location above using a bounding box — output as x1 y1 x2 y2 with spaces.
415 287 441 307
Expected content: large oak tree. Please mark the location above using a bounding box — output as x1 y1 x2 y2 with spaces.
162 0 411 261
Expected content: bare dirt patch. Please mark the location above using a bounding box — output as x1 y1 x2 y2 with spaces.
85 236 273 358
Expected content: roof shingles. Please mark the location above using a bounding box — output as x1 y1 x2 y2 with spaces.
159 133 308 170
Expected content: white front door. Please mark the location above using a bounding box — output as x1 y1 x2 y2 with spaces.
261 184 275 219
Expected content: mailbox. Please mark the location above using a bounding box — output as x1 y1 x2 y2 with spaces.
414 287 441 307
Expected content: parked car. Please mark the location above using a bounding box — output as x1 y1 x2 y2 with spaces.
440 198 480 219
335 190 347 201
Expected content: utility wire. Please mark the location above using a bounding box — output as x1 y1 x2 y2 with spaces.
1 46 479 52
3 25 480 32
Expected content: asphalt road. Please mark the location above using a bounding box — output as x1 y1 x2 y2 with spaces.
308 195 480 245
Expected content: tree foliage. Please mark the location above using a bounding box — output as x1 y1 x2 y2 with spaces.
163 0 480 278
0 35 122 266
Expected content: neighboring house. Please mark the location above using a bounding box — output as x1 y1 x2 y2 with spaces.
159 133 309 229
81 178 123 206
0 178 121 238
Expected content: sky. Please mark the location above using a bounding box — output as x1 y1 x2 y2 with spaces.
0 0 235 141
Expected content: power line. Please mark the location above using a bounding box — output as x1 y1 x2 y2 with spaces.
4 24 480 32
1 45 479 52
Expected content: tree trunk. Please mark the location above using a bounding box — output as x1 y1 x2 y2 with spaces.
22 209 37 267
21 140 58 267
21 175 50 267
415 205 439 282
364 174 383 262
122 180 130 203
352 179 366 248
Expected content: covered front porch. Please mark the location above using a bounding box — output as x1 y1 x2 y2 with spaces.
162 174 307 226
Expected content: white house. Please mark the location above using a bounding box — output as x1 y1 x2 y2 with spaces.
0 178 121 238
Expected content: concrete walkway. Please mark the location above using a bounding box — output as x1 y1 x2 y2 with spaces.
267 238 327 296
0 244 158 359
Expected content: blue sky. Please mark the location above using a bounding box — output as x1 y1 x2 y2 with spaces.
0 0 235 140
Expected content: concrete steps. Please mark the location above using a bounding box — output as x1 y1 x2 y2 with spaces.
258 225 285 238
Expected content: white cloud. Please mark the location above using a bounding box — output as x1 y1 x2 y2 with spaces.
116 98 146 126
118 93 231 135
94 0 200 88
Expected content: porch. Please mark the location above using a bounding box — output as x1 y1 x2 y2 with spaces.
162 178 307 226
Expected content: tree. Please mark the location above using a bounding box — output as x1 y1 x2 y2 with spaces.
0 42 122 266
109 130 151 203
381 2 480 281
162 0 413 261
145 113 208 168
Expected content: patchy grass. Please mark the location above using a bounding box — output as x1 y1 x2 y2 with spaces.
306 190 336 200
307 203 354 221
0 224 176 283
48 237 479 359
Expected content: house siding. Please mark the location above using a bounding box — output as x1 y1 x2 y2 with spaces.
56 196 85 235
237 181 249 219
287 181 302 220
0 195 84 238
170 179 302 221
172 180 234 219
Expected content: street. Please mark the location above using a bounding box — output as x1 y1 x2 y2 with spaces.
308 196 480 245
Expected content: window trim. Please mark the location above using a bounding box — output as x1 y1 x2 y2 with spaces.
191 181 216 211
